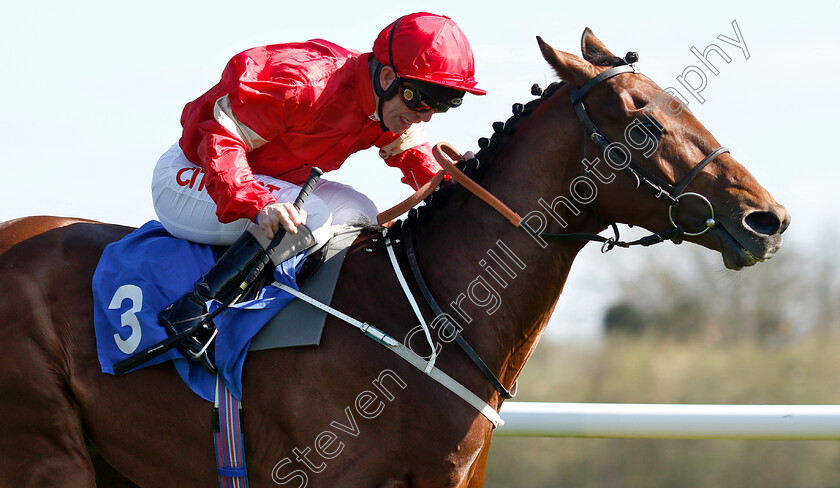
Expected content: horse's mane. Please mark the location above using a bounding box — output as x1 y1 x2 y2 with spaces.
357 75 560 268
390 53 628 232
390 81 565 232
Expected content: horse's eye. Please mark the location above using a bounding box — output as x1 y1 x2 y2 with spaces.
632 115 664 140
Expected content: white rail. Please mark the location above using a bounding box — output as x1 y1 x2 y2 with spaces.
495 402 840 440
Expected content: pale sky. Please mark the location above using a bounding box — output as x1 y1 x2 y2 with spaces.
2 0 838 340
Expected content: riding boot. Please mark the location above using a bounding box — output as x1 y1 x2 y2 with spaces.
158 231 266 374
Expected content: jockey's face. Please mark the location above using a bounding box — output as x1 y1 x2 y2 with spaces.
378 66 435 133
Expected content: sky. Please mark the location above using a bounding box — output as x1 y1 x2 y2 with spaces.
2 0 838 340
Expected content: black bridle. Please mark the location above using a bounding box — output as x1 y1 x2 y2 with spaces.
537 58 729 251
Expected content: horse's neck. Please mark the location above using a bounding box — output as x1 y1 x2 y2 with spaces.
415 93 604 393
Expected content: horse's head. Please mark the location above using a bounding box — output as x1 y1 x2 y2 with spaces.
536 29 789 270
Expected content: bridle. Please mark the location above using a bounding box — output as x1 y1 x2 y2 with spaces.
545 57 729 251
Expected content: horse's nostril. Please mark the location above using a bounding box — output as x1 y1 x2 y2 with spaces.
744 210 782 236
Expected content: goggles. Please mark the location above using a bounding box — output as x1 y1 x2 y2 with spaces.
398 78 464 113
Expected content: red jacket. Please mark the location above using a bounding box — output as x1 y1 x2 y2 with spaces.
179 40 442 223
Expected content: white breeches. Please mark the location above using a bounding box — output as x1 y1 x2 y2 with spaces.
151 143 378 246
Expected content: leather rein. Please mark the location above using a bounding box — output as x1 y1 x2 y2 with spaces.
378 60 729 401
383 61 729 252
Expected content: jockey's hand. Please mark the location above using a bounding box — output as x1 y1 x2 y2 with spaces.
257 202 307 239
463 151 476 161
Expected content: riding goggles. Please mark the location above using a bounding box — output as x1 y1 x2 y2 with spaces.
398 78 465 113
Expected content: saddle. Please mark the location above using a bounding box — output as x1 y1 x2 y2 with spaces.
248 224 363 350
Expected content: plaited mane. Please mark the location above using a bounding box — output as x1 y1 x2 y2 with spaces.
393 52 628 230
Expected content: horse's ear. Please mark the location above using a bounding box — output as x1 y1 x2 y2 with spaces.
537 36 598 87
580 27 616 62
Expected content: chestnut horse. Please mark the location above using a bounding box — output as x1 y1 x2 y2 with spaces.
0 30 788 487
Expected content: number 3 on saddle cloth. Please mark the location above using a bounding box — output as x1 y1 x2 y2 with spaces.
92 220 306 401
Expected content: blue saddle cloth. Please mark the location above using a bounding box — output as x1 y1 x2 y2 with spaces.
92 221 303 401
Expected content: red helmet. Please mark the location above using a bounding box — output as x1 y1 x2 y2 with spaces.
373 13 486 95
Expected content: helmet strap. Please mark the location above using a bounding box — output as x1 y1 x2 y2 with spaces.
372 61 400 132
370 15 406 132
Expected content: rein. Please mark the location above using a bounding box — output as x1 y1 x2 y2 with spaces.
425 61 729 252
431 143 694 252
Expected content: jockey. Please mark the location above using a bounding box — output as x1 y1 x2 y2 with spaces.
151 12 485 372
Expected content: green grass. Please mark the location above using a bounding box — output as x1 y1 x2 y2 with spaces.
483 333 840 488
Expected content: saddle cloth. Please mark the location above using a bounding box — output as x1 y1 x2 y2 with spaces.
92 220 360 401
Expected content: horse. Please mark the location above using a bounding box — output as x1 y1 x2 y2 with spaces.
0 29 788 487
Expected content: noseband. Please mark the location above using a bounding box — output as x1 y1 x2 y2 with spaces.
552 59 729 249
